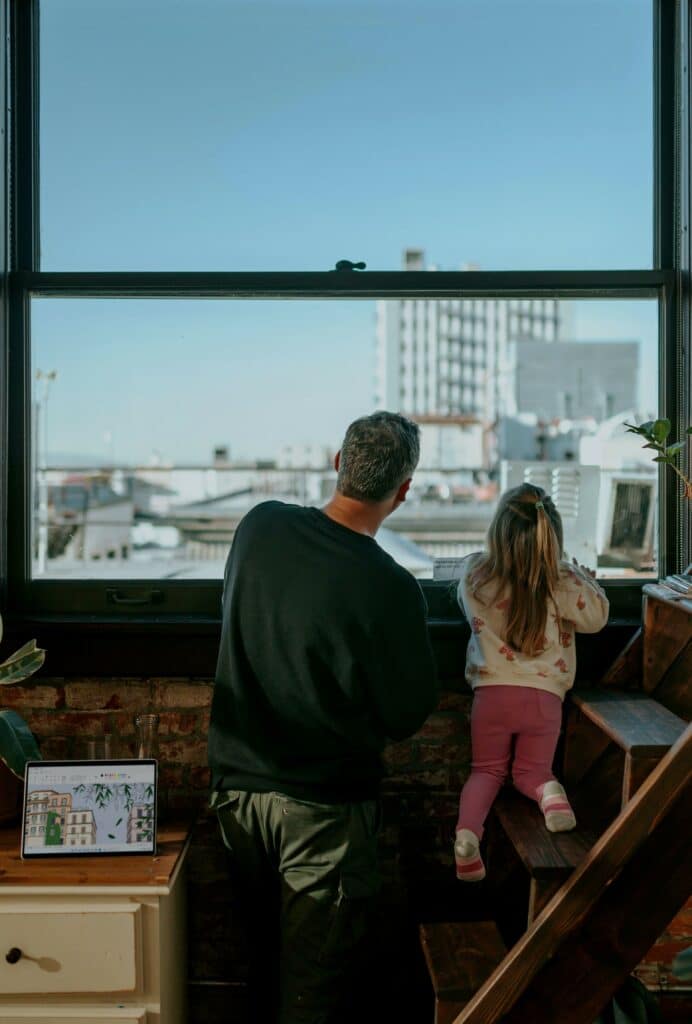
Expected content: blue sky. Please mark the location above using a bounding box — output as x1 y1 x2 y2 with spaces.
35 0 655 462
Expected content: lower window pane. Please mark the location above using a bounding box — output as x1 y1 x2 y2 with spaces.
31 296 659 581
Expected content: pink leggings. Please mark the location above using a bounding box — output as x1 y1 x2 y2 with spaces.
456 685 563 839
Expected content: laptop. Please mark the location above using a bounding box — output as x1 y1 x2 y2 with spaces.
21 759 157 859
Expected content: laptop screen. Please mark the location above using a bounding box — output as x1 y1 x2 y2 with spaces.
22 760 157 858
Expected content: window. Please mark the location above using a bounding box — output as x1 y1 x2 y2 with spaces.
2 0 690 631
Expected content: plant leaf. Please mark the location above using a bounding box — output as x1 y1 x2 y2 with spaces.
653 456 672 463
639 420 655 436
666 441 687 456
0 650 46 686
0 639 46 686
2 640 39 663
652 418 672 443
686 426 692 435
0 710 42 779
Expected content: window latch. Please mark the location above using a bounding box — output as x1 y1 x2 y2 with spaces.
333 259 366 271
106 588 164 607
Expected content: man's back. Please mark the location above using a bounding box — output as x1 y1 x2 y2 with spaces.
208 500 437 802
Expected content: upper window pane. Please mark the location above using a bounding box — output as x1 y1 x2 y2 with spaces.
39 0 653 271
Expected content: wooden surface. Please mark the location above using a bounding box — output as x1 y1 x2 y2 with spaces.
569 743 626 836
622 752 662 803
643 587 692 695
600 627 642 688
562 707 611 788
420 919 505 1023
493 792 596 880
570 689 686 754
651 642 692 721
528 877 563 923
0 822 191 888
452 723 692 1024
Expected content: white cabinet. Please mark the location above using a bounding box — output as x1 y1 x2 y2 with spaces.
0 825 191 1024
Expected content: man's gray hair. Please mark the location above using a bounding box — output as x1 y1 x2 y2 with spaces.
337 411 420 502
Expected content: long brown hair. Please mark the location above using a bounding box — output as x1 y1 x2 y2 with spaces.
471 483 563 656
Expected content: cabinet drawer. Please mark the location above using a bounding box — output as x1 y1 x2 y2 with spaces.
0 903 141 994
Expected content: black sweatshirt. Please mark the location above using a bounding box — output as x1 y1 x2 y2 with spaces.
208 501 438 802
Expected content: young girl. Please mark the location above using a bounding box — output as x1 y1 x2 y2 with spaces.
454 483 609 882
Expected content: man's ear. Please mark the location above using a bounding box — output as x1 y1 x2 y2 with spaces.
334 450 341 472
394 478 412 504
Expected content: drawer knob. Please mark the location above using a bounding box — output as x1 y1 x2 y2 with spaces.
5 947 22 964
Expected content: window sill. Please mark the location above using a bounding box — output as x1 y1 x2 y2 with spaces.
1 578 644 678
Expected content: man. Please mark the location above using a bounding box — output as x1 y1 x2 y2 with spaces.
208 411 438 1023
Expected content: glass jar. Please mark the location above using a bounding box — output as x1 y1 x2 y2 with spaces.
134 714 160 760
86 734 112 760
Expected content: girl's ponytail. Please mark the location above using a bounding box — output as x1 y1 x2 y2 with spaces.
472 485 563 656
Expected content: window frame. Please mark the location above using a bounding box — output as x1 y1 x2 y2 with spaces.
1 0 690 642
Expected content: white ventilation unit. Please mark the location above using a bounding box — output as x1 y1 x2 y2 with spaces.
499 461 600 569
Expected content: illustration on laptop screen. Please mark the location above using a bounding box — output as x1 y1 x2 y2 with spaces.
22 760 157 857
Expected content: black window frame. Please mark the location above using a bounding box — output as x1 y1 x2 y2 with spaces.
1 0 691 654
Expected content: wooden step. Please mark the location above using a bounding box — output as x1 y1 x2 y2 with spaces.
567 690 688 817
419 920 506 1024
494 791 596 922
570 690 687 756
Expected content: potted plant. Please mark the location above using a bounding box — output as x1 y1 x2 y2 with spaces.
0 613 45 824
624 417 692 499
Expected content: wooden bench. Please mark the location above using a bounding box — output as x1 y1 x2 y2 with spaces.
493 791 596 923
419 920 506 1024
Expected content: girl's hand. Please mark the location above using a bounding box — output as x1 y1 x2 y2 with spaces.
572 557 596 579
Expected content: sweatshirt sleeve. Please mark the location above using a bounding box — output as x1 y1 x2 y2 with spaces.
368 574 438 741
555 564 609 633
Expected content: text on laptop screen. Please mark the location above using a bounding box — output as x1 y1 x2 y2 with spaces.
23 761 156 855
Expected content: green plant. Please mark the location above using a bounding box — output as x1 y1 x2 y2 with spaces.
0 613 45 780
624 418 692 499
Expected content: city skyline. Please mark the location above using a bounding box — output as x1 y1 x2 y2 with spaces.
33 294 657 465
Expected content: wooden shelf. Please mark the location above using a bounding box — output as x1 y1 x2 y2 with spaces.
0 821 192 890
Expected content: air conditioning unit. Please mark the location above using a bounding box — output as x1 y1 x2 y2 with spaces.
597 470 656 570
500 461 600 569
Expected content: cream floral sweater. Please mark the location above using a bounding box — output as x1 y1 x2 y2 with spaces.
456 553 610 700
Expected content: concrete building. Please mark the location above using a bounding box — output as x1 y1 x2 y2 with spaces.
375 249 562 420
375 249 638 436
509 340 639 421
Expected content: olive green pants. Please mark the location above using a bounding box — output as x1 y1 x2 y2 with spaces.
213 789 381 1024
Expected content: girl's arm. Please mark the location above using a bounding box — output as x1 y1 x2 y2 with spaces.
555 561 609 633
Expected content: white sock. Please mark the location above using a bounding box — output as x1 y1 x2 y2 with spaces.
539 781 577 833
454 828 480 858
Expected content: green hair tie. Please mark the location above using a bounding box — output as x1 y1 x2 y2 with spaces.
535 501 545 511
